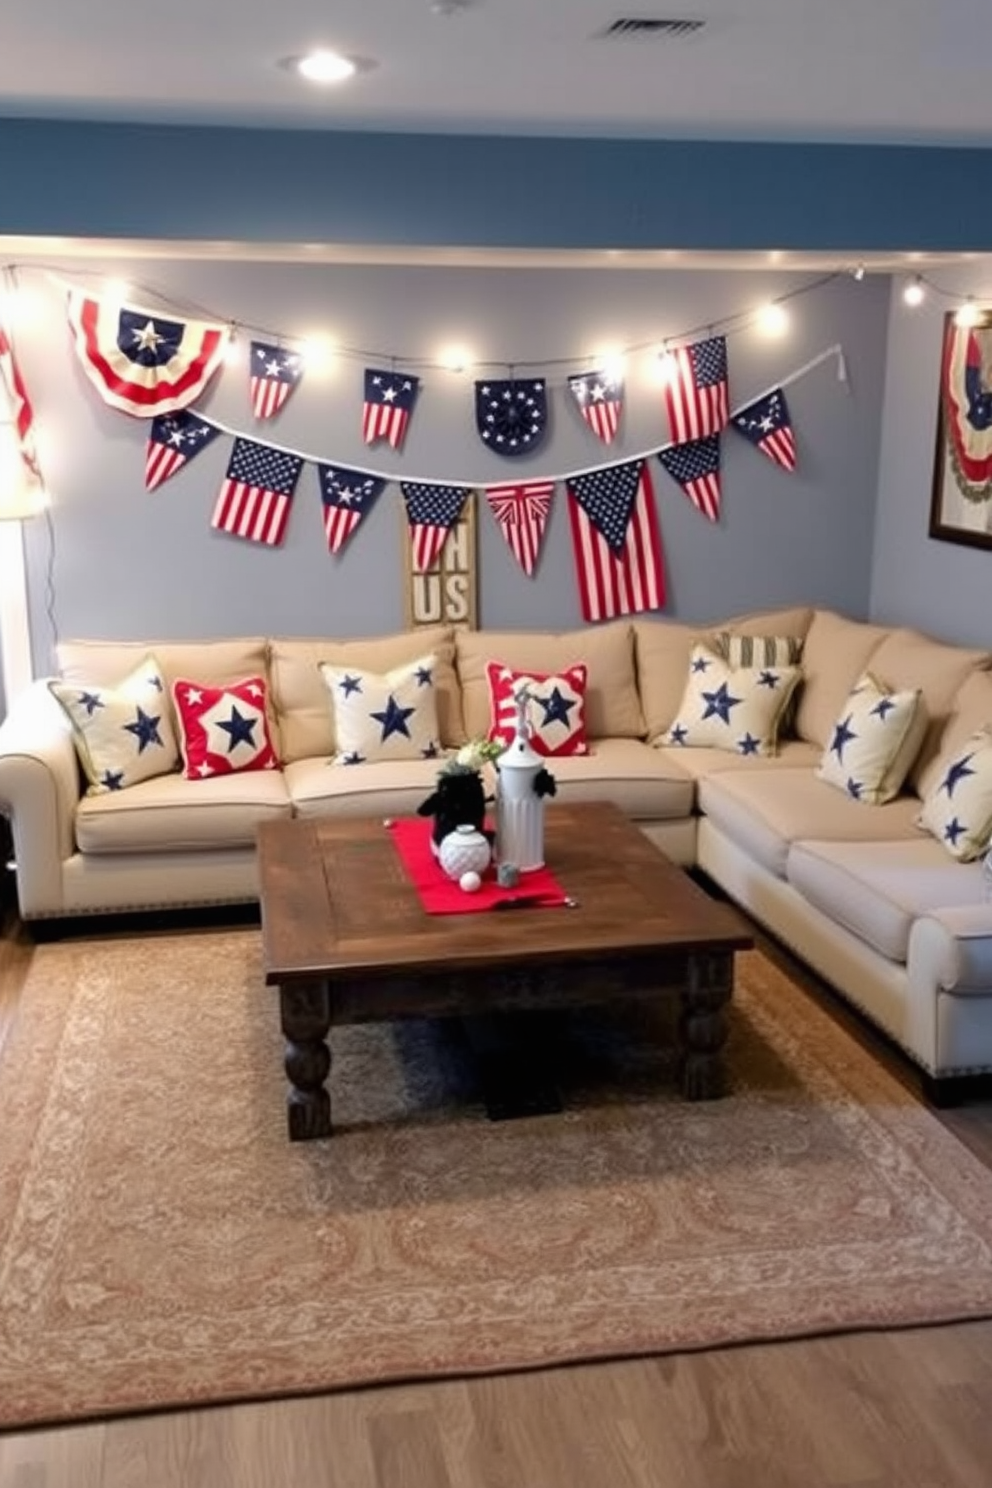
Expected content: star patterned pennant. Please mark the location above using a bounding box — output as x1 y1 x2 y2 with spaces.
144 409 221 491
657 434 723 522
567 370 623 444
249 341 304 421
211 437 304 547
474 378 548 457
400 481 472 572
565 459 666 622
730 387 797 472
316 463 387 555
663 335 729 445
363 368 420 450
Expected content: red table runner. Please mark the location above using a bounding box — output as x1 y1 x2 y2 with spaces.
389 817 570 915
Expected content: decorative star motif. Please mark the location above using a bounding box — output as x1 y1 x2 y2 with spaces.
415 666 433 688
757 669 779 689
846 777 863 799
341 750 365 766
77 690 104 716
944 817 966 847
691 655 711 674
339 674 362 697
738 733 760 756
132 319 164 352
941 753 976 798
217 705 257 753
830 715 857 762
871 697 897 722
669 723 688 746
123 707 163 754
421 741 439 758
371 694 415 742
145 674 164 692
182 687 204 706
537 686 576 729
101 769 125 791
701 682 742 725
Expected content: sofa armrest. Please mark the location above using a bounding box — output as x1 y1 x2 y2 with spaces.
908 907 992 995
0 681 79 917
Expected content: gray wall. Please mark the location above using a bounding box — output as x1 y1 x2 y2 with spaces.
870 272 992 647
9 257 890 690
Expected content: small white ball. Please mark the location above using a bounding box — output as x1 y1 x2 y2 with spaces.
459 870 482 893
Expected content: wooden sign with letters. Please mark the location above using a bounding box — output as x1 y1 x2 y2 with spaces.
403 492 478 631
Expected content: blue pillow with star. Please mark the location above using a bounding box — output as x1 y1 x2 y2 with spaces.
48 654 179 795
663 644 802 758
319 652 441 765
918 726 992 860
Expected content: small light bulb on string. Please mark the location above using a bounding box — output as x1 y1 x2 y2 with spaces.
300 335 336 373
955 298 981 328
593 350 626 384
438 344 474 374
853 263 866 282
654 344 678 386
223 326 240 366
103 278 132 306
903 276 926 308
756 302 789 337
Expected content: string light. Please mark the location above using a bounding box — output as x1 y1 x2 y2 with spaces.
955 297 982 328
653 344 678 386
592 350 627 383
437 344 474 374
756 303 789 337
852 263 866 282
903 276 925 307
300 335 336 372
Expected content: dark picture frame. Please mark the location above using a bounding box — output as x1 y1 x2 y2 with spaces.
930 309 992 550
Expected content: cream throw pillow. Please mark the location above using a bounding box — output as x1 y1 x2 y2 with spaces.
816 671 925 805
319 652 441 765
918 727 992 861
48 653 179 794
662 644 801 757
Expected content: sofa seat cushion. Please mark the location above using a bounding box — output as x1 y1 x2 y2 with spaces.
75 770 292 854
698 769 923 878
528 738 692 820
787 838 988 964
658 739 821 780
285 756 450 820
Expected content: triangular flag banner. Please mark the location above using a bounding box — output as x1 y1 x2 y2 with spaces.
66 288 228 418
144 410 221 491
317 464 387 555
363 368 420 450
567 370 623 444
485 479 555 577
400 481 471 572
657 434 722 522
730 387 797 472
211 437 304 547
249 341 304 421
0 320 41 480
663 335 730 444
475 378 548 457
565 459 665 622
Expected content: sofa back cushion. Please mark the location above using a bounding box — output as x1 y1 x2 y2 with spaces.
634 605 813 742
457 621 644 740
917 669 992 800
270 627 464 764
793 611 890 747
865 627 992 794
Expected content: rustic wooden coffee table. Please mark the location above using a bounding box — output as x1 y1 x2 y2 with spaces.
257 801 752 1140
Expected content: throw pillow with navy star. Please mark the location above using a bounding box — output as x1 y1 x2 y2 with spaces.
485 661 589 757
318 653 441 765
815 670 924 805
474 378 548 457
918 726 992 860
48 654 179 794
172 676 279 779
661 644 801 757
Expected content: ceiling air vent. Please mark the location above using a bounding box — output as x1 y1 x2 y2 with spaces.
600 18 707 38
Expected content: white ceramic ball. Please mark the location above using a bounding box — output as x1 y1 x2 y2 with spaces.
459 870 482 893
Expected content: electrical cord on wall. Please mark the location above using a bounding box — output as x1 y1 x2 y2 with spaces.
41 504 59 663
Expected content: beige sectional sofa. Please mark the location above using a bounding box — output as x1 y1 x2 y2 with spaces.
2 605 992 1093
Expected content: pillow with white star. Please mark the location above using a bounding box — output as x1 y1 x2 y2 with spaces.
172 676 279 779
918 727 992 860
485 661 589 758
662 644 801 757
48 654 179 795
319 652 441 765
816 671 925 805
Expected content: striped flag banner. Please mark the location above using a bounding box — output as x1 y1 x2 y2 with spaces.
663 334 729 445
0 320 41 480
566 459 666 622
249 341 303 421
484 479 555 577
144 410 220 491
657 434 722 522
211 437 304 547
400 481 471 572
730 388 797 472
316 463 386 555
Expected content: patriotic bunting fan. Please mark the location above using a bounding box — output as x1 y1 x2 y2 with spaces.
730 388 797 472
317 464 386 554
249 341 303 420
400 482 471 572
144 410 220 491
475 378 548 456
657 435 722 522
485 480 555 577
567 370 623 444
0 320 41 480
565 459 665 622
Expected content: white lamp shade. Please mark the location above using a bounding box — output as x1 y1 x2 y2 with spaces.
0 421 45 520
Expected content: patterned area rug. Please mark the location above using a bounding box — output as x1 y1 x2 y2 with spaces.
3 930 992 1430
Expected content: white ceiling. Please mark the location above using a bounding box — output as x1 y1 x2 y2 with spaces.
2 0 991 145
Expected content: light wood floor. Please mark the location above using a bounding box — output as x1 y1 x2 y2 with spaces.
2 905 992 1488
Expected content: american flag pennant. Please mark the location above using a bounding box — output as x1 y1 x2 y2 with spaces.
484 479 555 577
730 388 797 472
66 288 227 418
363 367 420 450
211 437 304 547
0 320 41 480
566 459 666 622
316 463 386 555
249 341 304 421
663 335 729 445
567 370 623 444
657 434 723 522
400 481 471 572
144 409 220 492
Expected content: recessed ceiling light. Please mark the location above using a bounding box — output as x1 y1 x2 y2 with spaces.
279 50 376 85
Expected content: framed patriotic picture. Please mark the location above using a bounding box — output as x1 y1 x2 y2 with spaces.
930 309 992 550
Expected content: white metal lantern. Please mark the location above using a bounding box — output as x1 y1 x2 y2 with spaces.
495 683 546 872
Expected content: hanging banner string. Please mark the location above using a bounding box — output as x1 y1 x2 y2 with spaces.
173 342 845 490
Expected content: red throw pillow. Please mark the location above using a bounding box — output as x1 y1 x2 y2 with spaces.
172 676 279 779
486 661 589 757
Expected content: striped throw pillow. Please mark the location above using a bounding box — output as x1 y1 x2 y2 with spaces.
710 632 805 735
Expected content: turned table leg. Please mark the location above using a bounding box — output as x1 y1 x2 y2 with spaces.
280 979 332 1140
680 951 733 1100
